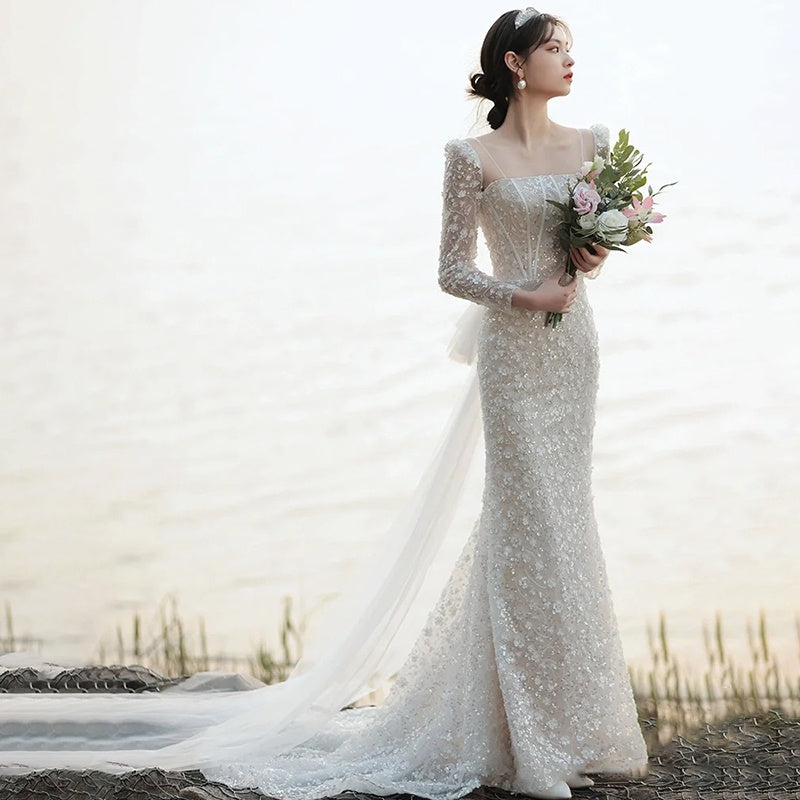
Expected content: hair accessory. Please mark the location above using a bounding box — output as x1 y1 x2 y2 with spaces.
514 7 540 29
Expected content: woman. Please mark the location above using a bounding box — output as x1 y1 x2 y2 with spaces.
0 9 649 800
431 7 650 797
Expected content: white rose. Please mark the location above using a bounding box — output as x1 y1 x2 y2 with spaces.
579 157 605 179
577 213 598 233
596 209 629 244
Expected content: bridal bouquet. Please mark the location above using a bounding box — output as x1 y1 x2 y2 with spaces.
544 129 676 329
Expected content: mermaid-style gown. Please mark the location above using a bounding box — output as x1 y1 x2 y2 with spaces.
0 123 649 798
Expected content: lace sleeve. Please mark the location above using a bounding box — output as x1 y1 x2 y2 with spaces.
437 139 518 310
590 122 611 160
583 123 612 280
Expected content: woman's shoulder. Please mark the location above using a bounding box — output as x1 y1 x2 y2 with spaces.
589 122 608 139
443 137 477 157
587 123 611 157
442 138 481 171
588 122 610 137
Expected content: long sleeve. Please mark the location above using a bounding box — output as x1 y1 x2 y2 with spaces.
437 139 518 310
583 123 611 280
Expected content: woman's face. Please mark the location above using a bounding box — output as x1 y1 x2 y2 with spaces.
513 24 575 98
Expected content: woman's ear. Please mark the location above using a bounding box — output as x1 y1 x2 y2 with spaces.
503 51 520 73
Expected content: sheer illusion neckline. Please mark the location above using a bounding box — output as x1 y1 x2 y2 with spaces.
462 136 586 197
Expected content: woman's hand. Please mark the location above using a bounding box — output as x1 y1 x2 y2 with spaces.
570 242 609 273
512 270 578 313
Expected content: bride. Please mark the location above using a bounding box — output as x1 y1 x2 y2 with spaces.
0 8 649 800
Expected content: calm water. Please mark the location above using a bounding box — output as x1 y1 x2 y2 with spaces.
1 0 798 671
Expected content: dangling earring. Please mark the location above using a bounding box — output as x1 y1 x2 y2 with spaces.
517 73 527 90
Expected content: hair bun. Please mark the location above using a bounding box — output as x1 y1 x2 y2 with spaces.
469 72 491 100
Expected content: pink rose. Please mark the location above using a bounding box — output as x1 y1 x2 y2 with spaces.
572 181 601 215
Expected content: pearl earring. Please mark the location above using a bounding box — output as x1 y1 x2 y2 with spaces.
517 76 527 90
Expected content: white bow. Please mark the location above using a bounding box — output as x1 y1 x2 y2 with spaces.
447 304 484 365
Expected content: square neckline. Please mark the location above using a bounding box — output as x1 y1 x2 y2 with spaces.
463 128 597 195
478 172 577 197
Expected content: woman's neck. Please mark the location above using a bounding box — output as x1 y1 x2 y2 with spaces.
496 98 561 153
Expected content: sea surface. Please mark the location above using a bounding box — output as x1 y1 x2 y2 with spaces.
1 0 798 673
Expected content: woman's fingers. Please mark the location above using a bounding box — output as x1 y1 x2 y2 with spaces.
569 246 591 270
565 275 577 309
570 244 607 272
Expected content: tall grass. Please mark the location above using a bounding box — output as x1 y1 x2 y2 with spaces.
0 600 43 653
630 609 800 747
96 593 306 684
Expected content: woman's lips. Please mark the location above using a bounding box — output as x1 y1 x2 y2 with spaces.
564 73 573 81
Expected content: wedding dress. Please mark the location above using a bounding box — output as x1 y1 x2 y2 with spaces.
0 122 649 798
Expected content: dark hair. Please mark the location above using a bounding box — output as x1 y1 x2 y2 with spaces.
468 10 573 130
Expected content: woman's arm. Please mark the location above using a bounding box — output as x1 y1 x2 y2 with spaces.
437 139 521 310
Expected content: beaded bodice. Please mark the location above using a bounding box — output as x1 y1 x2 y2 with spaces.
437 124 611 311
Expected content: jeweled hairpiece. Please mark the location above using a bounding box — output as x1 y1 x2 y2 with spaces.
514 6 540 28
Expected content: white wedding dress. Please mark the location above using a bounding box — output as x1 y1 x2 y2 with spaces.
0 122 649 798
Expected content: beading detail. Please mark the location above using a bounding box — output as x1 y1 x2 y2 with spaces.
514 7 540 29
